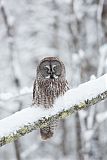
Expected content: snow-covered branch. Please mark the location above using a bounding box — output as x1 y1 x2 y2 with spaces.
0 74 107 147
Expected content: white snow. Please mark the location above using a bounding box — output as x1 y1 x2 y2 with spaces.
54 73 107 111
0 73 107 138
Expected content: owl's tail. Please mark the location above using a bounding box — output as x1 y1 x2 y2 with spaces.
40 126 54 140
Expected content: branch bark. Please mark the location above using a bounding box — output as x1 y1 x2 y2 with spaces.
0 74 107 147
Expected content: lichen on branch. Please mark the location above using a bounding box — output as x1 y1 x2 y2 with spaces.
0 74 107 147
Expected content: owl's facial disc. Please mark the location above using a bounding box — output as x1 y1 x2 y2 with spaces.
39 60 62 79
44 65 58 79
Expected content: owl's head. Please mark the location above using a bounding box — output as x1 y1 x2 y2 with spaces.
37 57 65 80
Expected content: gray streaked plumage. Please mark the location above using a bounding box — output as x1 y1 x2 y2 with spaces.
33 57 69 140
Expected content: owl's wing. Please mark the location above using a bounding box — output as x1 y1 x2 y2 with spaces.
33 79 37 100
32 79 37 105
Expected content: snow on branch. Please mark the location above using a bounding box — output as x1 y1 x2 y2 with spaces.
0 74 107 147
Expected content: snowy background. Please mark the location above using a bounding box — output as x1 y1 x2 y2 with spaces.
0 0 107 160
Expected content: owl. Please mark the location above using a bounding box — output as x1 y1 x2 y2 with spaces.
33 57 69 140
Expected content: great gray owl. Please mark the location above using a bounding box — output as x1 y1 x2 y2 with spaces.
33 57 69 140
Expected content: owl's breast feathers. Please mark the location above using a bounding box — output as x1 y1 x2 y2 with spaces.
33 79 69 108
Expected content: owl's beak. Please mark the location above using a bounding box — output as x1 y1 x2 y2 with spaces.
49 64 55 79
50 72 54 79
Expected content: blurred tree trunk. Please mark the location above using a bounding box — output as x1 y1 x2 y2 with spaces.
61 120 68 156
0 2 22 160
13 102 22 160
14 140 21 160
75 112 84 160
68 0 81 53
52 0 59 51
102 0 107 41
84 132 102 160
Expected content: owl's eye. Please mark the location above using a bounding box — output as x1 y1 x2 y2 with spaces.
40 66 50 78
53 65 61 76
39 61 50 78
44 66 49 73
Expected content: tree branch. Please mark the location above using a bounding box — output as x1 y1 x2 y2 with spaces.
0 74 107 147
